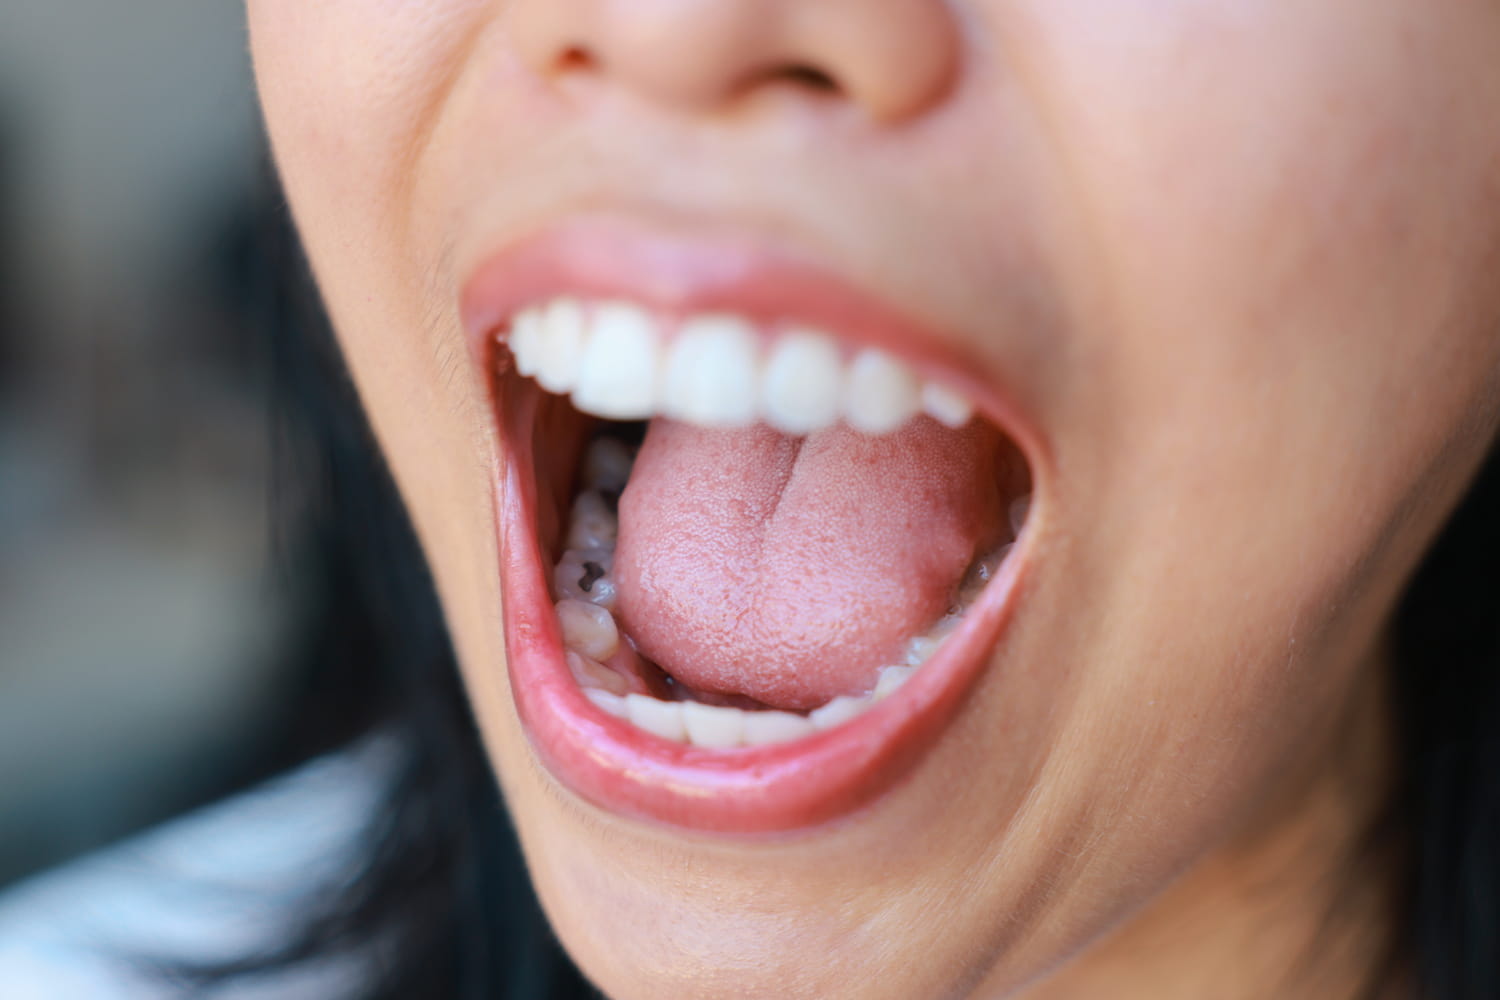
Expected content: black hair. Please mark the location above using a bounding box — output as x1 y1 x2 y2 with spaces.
170 193 597 1000
1390 430 1500 1000
259 231 603 1000
195 189 1499 999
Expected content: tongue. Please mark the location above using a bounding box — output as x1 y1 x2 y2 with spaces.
613 418 1005 711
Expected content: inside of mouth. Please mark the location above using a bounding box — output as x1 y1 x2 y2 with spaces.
527 384 1031 748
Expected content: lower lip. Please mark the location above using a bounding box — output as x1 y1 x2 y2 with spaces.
492 381 1028 835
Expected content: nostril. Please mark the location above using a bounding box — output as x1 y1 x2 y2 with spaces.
557 45 597 74
735 62 843 103
509 0 954 121
774 64 839 94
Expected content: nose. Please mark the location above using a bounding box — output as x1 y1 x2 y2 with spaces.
504 0 959 122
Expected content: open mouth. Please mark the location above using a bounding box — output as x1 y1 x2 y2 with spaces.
462 221 1038 834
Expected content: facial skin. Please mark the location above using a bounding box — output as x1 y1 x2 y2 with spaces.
248 2 1500 997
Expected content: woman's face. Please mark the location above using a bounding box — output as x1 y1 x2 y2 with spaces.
250 2 1500 997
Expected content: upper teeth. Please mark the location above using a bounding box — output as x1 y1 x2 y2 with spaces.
506 298 975 435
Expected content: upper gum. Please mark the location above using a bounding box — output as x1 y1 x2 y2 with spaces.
519 295 850 357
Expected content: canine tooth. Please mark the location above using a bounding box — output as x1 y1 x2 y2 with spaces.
906 617 954 665
930 614 963 639
661 314 761 427
809 694 870 730
508 307 546 376
905 636 942 667
584 688 628 718
534 299 589 393
906 615 961 666
990 542 1015 571
760 330 844 435
1009 494 1032 537
974 544 1013 583
921 382 975 428
873 665 915 701
845 349 920 434
567 491 618 550
567 651 629 696
556 599 619 660
958 543 1012 604
554 548 617 608
626 694 688 741
681 701 746 748
572 302 661 418
582 438 635 492
741 710 817 745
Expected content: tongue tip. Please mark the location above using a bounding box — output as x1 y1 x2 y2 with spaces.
618 619 893 713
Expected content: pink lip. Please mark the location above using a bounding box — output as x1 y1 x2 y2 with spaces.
462 218 1035 834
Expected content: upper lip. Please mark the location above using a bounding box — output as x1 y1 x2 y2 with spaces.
462 213 1034 427
461 213 1042 834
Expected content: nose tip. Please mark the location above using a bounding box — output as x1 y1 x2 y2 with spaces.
506 0 959 122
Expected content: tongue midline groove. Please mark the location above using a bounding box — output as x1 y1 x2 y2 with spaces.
542 418 1031 750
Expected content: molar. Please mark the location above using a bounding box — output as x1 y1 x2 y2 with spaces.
566 491 618 550
1009 494 1032 537
556 598 620 661
581 437 635 493
554 548 617 608
568 651 631 696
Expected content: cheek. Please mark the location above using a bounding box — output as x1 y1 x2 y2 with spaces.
248 0 489 267
951 0 1500 973
1045 0 1500 360
247 0 484 417
1023 0 1500 613
249 0 511 698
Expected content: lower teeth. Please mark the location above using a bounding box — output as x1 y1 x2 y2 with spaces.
555 436 1023 749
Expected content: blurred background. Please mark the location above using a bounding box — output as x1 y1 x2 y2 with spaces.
0 1 339 888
